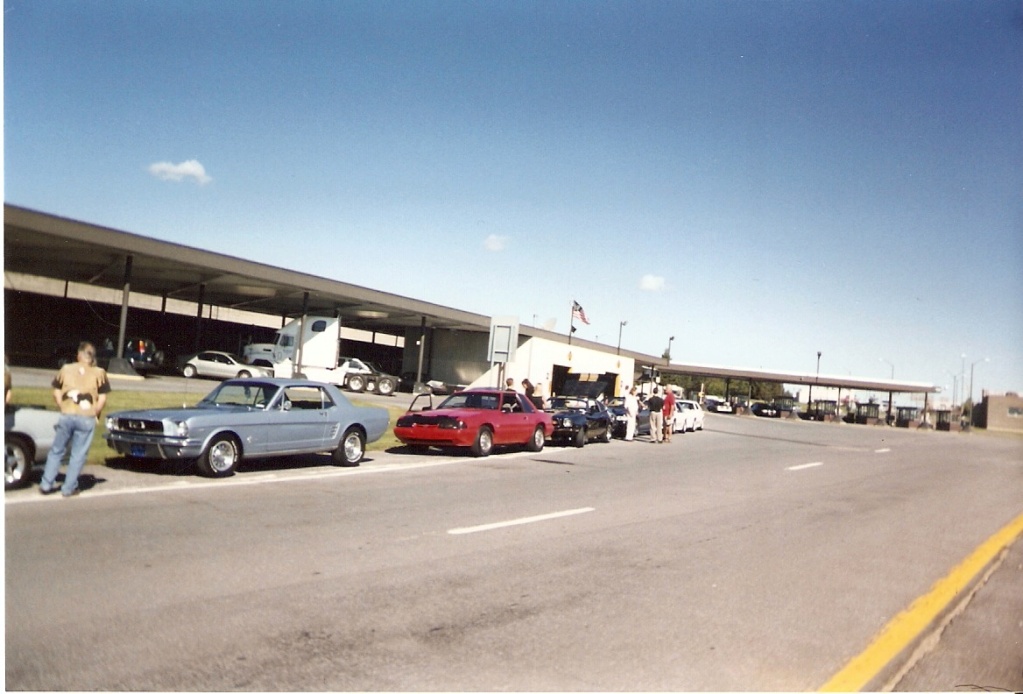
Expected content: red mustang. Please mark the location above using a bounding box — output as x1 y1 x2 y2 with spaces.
394 388 554 457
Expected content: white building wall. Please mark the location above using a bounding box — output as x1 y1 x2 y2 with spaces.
468 337 636 397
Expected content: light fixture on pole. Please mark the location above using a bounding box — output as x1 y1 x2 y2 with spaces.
945 370 959 409
617 320 627 355
665 335 675 364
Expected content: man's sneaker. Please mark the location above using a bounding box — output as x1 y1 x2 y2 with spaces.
39 485 58 496
61 489 81 498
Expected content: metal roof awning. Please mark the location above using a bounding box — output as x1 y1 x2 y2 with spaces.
660 362 940 395
4 205 491 333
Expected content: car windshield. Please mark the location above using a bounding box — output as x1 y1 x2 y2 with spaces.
437 392 500 410
548 397 588 411
200 382 280 409
607 397 625 407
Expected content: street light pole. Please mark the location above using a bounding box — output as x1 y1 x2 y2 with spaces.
967 357 989 428
665 335 674 364
808 351 821 415
880 358 894 424
617 320 627 355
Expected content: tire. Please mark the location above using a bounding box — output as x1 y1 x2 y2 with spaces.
526 425 545 452
573 427 587 448
333 427 365 467
196 433 240 478
471 426 494 457
5 436 33 490
601 424 612 443
182 364 197 378
346 374 366 392
376 377 396 396
237 370 252 378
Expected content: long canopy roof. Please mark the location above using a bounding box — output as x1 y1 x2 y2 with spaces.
4 205 938 395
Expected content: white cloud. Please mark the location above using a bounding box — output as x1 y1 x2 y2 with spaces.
148 159 212 185
639 274 666 291
483 234 508 252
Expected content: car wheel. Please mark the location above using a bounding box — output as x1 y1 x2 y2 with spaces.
526 425 545 452
601 424 612 443
182 364 197 378
237 370 252 378
573 427 586 448
376 377 396 396
333 427 365 467
5 436 33 490
471 426 494 457
196 434 240 478
347 374 366 392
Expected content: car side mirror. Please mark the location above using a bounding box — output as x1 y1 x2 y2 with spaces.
282 399 292 412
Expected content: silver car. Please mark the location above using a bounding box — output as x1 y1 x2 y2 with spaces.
105 378 390 477
5 406 62 490
181 350 272 380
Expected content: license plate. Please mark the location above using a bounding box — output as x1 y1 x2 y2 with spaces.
130 444 147 457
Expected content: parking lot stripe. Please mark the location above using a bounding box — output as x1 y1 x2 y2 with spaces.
786 462 824 471
448 507 595 535
819 509 1023 692
875 448 891 453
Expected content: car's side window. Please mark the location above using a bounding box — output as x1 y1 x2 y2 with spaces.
283 386 328 411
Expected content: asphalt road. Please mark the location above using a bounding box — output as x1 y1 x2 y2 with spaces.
6 412 1022 691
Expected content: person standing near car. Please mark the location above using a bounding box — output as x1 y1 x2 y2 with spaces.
647 387 665 443
624 385 639 441
39 341 111 497
663 388 677 442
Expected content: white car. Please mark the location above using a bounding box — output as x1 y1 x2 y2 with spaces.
181 351 272 380
673 400 706 433
5 406 62 490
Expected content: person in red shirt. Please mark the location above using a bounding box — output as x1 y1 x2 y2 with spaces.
663 388 677 443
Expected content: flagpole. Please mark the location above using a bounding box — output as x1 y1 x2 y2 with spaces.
568 301 574 345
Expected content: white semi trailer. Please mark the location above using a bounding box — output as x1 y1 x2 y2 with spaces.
260 316 398 396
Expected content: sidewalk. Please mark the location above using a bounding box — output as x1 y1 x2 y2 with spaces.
892 536 1023 692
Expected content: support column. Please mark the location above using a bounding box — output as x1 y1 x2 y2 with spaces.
116 255 133 360
194 283 206 353
415 316 427 391
104 255 141 375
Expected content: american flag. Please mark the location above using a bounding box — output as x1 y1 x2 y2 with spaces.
572 300 590 325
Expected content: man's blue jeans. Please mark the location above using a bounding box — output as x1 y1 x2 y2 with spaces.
41 415 97 496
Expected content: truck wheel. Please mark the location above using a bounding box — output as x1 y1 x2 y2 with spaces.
5 436 33 490
526 425 545 452
471 426 494 457
196 434 240 478
333 427 365 467
376 377 396 396
182 364 197 378
346 374 366 392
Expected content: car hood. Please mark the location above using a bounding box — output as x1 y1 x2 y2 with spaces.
111 404 248 420
400 407 490 421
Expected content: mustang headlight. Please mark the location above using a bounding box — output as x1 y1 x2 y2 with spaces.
105 416 117 431
172 420 188 437
438 418 466 430
559 419 573 428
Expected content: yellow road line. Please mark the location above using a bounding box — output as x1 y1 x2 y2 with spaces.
819 510 1023 692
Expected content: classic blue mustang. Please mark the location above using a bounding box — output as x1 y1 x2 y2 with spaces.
105 378 390 477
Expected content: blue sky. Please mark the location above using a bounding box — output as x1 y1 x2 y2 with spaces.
5 0 1022 397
